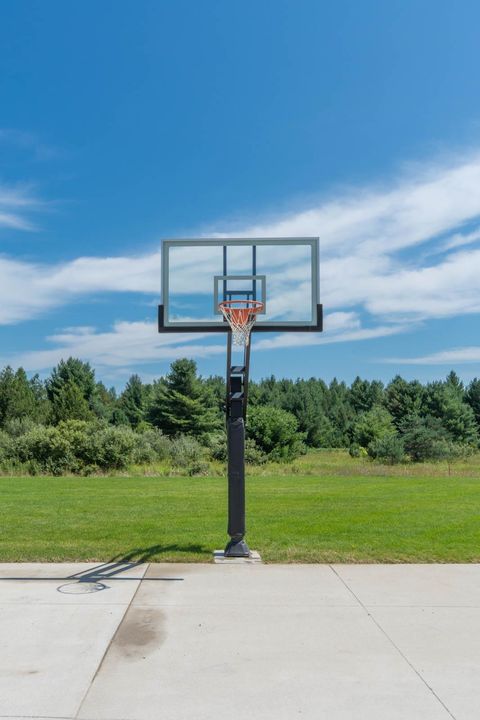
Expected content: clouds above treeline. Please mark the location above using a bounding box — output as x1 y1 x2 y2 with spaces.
2 150 480 374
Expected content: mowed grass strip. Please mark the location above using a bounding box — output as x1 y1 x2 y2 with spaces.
1 465 479 562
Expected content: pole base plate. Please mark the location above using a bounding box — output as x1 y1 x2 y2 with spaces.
213 550 262 564
224 537 250 558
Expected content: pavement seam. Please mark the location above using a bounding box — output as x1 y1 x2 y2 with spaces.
72 564 149 720
329 565 457 720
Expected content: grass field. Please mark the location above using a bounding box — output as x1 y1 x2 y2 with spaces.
0 450 479 563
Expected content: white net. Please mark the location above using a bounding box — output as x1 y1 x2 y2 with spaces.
219 300 264 346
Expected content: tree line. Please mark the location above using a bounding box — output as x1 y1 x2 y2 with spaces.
0 357 479 473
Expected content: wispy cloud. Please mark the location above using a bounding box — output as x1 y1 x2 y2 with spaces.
384 346 480 365
0 128 59 232
0 253 160 324
1 320 223 374
0 183 42 231
3 149 480 374
0 312 392 377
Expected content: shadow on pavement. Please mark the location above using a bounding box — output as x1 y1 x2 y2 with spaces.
109 543 208 563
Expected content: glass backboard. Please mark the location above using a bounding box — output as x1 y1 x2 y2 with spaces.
158 237 322 333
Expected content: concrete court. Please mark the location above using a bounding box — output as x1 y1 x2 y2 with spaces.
1 563 480 720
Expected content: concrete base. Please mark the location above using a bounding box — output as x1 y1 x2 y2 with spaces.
213 549 262 563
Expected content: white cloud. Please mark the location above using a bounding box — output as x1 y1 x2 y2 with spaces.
0 183 42 231
384 346 480 365
220 152 480 257
4 150 480 326
0 253 161 324
2 320 224 373
4 149 480 373
254 320 410 352
0 312 398 376
441 228 480 252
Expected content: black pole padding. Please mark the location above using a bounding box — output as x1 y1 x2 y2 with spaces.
227 416 245 538
225 415 250 557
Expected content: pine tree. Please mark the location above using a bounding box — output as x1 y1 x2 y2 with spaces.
352 405 395 448
465 379 480 428
49 380 92 423
147 359 217 436
446 370 464 395
46 358 96 405
400 414 452 462
119 374 145 428
385 376 423 428
442 400 479 445
422 376 478 445
326 378 355 446
90 382 117 421
349 377 384 413
281 379 327 447
0 366 45 427
46 358 97 423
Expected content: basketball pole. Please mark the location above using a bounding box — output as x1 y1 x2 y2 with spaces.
224 330 250 557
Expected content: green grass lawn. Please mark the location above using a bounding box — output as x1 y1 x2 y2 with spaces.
1 451 479 563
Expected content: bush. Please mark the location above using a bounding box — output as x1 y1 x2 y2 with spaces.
368 434 406 464
187 461 211 476
12 420 139 474
247 405 306 462
2 419 204 475
352 405 395 448
0 430 15 462
204 431 227 462
92 426 137 470
245 438 267 465
3 416 39 437
132 434 157 464
133 428 172 464
55 420 97 467
15 425 76 475
169 435 205 467
349 443 368 458
203 431 266 465
400 414 452 462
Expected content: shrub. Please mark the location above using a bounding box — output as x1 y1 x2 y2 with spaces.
400 414 452 462
368 434 406 464
349 443 368 458
132 434 157 464
133 428 172 463
92 426 137 470
352 405 395 448
3 416 39 437
15 425 75 475
187 461 210 476
0 430 14 462
13 420 139 474
169 435 205 467
204 431 266 465
56 420 97 467
247 405 306 462
245 438 267 465
204 431 227 462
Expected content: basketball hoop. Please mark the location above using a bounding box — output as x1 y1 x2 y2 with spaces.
219 300 264 346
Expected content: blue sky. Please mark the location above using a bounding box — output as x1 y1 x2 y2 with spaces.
1 0 480 387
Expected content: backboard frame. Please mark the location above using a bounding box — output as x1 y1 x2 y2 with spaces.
158 237 322 333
